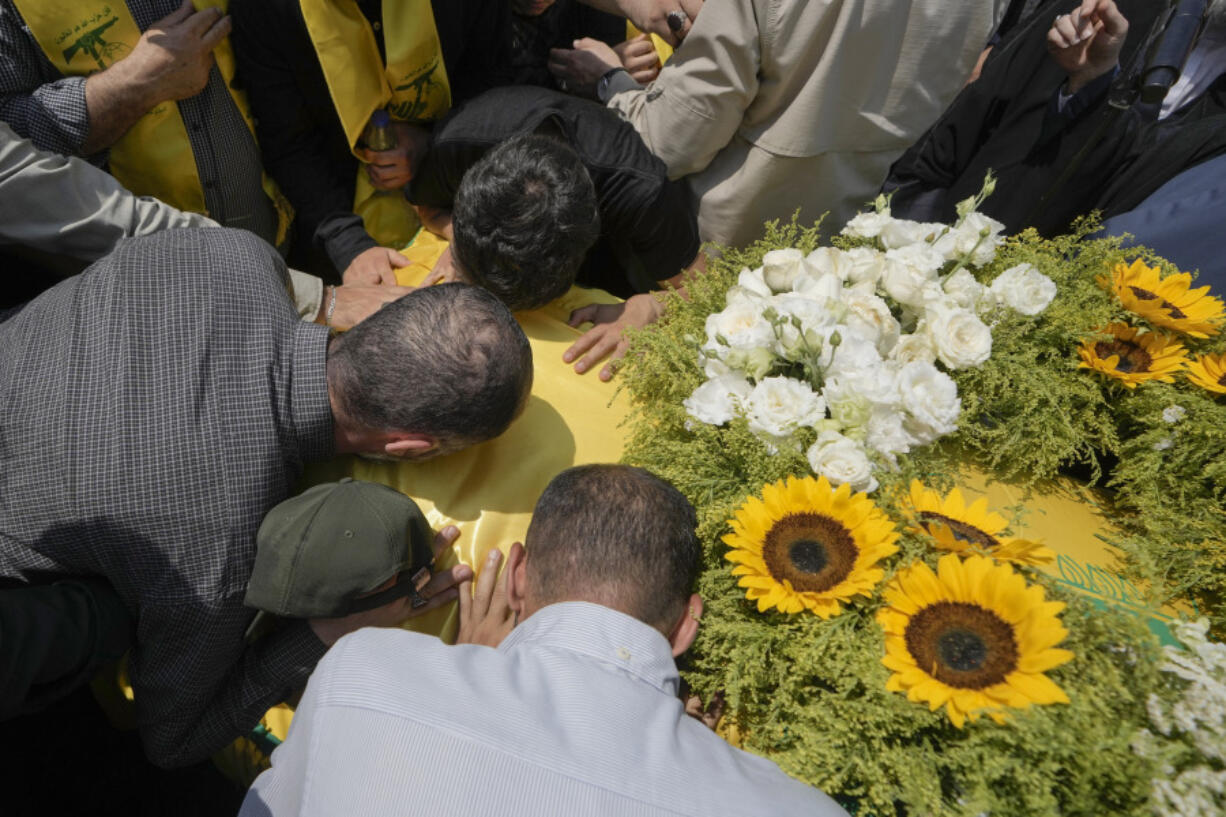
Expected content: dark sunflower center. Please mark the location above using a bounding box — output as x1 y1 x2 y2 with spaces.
904 601 1019 689
1218 372 1226 387
1127 286 1186 319
918 511 998 547
1095 339 1152 374
789 539 828 573
762 512 859 594
937 629 989 671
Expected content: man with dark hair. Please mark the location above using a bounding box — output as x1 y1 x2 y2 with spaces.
0 229 532 767
241 465 844 816
409 85 706 379
517 465 699 629
328 283 534 456
450 134 602 311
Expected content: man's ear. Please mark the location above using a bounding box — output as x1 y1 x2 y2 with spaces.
505 541 529 620
384 434 436 458
667 594 702 658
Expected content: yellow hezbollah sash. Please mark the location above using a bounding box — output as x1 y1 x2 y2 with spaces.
13 0 293 245
300 0 451 249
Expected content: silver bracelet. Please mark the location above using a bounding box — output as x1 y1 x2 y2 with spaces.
324 285 338 329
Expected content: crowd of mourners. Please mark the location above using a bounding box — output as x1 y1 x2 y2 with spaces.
0 0 1222 812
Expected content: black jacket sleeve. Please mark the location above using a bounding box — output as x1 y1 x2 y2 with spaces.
231 0 381 275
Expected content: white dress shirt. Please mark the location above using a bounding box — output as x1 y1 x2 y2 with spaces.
241 601 845 817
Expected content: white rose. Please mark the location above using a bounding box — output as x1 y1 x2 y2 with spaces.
704 302 774 351
725 284 769 308
822 375 875 431
897 361 961 442
806 431 878 493
989 263 1057 316
804 247 855 282
879 219 942 250
826 334 885 381
829 360 900 410
845 247 887 286
880 254 940 308
684 375 752 426
769 293 837 358
732 266 773 300
960 212 1006 266
924 305 992 370
722 347 776 379
745 376 827 439
886 243 946 275
942 268 987 312
762 248 806 293
700 351 732 379
842 210 893 239
889 332 938 367
791 268 845 304
866 407 916 462
841 289 901 356
1162 405 1186 424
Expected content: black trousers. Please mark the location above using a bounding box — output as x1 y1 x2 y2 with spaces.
0 578 134 720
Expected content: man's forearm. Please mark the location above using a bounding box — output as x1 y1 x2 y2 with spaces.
81 61 162 155
0 122 209 260
133 602 327 768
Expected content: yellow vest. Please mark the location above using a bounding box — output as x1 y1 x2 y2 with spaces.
299 0 451 249
13 0 293 246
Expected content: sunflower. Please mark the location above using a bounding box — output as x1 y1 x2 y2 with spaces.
906 481 1054 566
1185 352 1226 396
1077 323 1187 388
1102 259 1225 338
724 475 899 618
878 554 1074 727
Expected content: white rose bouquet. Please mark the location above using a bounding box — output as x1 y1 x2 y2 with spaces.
682 178 1057 492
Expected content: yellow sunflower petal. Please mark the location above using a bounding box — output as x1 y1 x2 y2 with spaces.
1006 672 1070 705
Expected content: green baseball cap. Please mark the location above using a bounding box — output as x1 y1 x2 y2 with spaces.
245 479 436 618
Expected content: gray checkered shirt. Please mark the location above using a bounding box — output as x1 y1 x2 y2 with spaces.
0 0 277 244
0 228 334 767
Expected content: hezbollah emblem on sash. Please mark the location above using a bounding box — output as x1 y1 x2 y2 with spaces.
60 14 132 71
390 56 446 124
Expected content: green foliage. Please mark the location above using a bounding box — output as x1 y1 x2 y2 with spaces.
945 225 1126 483
617 213 1226 813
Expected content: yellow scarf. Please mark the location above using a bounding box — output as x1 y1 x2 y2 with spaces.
300 0 452 249
14 0 293 245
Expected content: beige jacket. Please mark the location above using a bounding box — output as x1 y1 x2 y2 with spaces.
608 0 1006 248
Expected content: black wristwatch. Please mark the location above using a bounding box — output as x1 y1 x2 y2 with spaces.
597 67 628 104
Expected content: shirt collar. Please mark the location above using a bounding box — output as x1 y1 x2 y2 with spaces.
499 601 681 696
287 322 335 462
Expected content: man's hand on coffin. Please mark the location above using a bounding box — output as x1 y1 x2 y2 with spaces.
343 247 411 286
456 544 518 648
563 293 665 381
